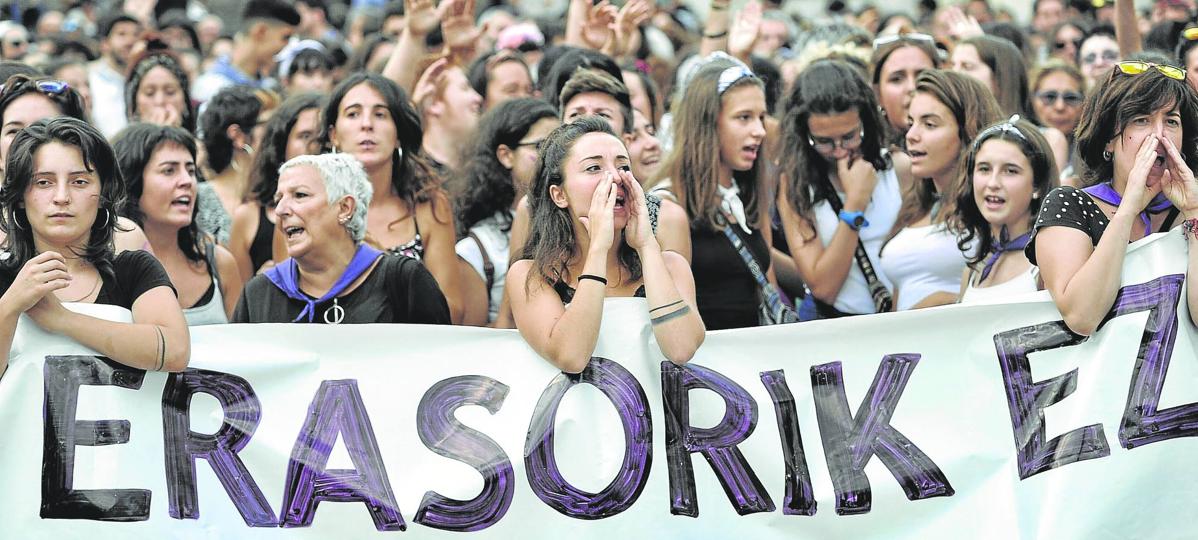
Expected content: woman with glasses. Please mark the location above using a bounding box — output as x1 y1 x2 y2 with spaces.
880 69 1001 311
870 33 941 148
1049 20 1089 66
451 98 559 326
1077 26 1120 91
777 59 909 319
1030 61 1085 185
1028 60 1198 335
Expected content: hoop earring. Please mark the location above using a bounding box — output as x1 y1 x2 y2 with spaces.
10 209 24 231
96 208 111 230
1103 150 1112 161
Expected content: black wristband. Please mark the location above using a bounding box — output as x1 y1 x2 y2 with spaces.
578 274 608 285
703 30 728 39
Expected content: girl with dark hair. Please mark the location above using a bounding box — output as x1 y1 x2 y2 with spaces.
114 123 244 325
778 59 910 319
0 117 189 376
1029 61 1198 335
880 69 1001 310
230 93 323 280
197 85 262 245
659 60 772 329
322 72 463 322
509 117 702 373
467 50 534 111
452 98 559 326
125 51 196 132
949 116 1058 303
870 34 940 147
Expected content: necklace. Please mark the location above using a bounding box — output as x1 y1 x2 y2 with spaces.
61 274 101 303
322 297 345 324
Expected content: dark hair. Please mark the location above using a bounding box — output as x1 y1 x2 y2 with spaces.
559 68 634 134
749 55 782 116
1147 20 1188 55
959 35 1030 118
125 51 196 133
452 98 557 233
536 46 579 92
949 118 1058 266
522 116 641 286
1076 24 1116 65
980 22 1026 53
199 86 261 174
321 72 442 213
1073 62 1198 187
541 48 624 110
467 50 532 102
347 34 394 73
156 10 202 51
97 12 140 39
781 59 891 237
112 122 205 264
621 62 660 122
249 93 324 207
288 47 334 78
1177 23 1198 66
242 0 301 28
0 74 88 127
0 61 40 83
0 117 123 279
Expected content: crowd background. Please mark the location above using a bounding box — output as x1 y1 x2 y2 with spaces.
0 0 1197 375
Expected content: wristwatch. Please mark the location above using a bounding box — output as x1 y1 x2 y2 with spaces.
838 210 869 231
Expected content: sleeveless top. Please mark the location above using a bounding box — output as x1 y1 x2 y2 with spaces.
387 215 424 261
183 239 229 326
879 223 968 311
455 212 510 322
960 265 1039 305
249 204 274 273
691 220 767 330
553 281 646 305
809 165 902 314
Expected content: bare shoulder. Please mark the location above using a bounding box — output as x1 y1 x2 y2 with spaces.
115 217 149 253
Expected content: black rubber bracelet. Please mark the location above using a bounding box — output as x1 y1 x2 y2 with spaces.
703 30 728 39
578 274 608 285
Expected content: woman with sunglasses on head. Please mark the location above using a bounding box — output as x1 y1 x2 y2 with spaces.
509 117 703 373
880 69 1001 311
1028 60 1198 335
229 93 323 280
661 59 773 330
114 123 243 325
870 33 941 149
452 98 559 327
322 72 464 323
125 51 196 132
0 117 190 377
778 59 910 320
950 116 1058 303
1030 61 1085 185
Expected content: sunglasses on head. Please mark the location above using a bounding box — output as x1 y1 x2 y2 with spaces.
1036 90 1084 107
872 33 935 50
1183 27 1198 41
0 79 70 96
1116 61 1186 81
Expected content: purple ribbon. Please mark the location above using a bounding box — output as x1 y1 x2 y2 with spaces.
1082 182 1172 232
979 227 1030 282
265 244 384 322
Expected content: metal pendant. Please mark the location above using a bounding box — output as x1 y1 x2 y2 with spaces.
323 298 345 324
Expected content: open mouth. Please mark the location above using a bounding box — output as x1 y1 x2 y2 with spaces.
614 185 628 210
909 149 927 159
171 195 192 210
283 225 305 239
983 195 1006 209
742 144 760 159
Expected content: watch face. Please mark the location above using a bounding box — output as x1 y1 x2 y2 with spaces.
852 215 865 226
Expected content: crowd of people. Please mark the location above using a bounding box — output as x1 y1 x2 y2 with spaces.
1 0 1198 377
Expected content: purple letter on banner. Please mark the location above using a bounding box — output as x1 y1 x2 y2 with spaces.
41 355 150 521
161 369 277 526
1111 275 1198 449
279 380 404 530
414 375 514 531
661 362 774 517
994 323 1111 479
810 356 953 515
525 357 652 519
760 370 816 516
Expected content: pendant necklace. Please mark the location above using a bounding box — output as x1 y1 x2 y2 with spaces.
323 298 345 324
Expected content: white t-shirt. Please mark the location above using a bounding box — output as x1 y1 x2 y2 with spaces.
454 212 511 323
879 223 969 311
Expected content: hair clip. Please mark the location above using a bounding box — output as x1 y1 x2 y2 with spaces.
717 65 755 95
973 114 1027 148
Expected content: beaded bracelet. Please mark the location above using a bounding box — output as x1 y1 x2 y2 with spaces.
1183 218 1198 241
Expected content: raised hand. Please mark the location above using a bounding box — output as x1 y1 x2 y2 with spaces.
620 168 656 251
579 171 618 252
412 57 451 109
603 0 653 59
1 251 71 316
582 0 619 50
944 6 984 42
405 0 452 37
728 0 763 59
838 155 878 208
1157 134 1198 216
442 0 482 58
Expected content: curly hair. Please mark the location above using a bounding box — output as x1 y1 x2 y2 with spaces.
248 93 324 207
112 122 205 264
451 98 557 235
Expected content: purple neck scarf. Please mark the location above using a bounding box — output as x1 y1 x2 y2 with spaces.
264 244 384 322
1082 182 1172 232
979 227 1030 282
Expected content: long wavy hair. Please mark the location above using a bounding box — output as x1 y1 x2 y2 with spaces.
781 59 891 239
0 117 123 280
451 98 557 235
248 93 324 207
320 72 445 224
113 122 205 265
948 118 1058 266
663 61 765 231
522 117 641 289
959 35 1030 119
891 69 1002 239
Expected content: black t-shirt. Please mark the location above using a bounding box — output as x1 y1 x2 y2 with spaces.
691 223 767 330
0 250 175 309
232 253 451 324
1025 185 1178 265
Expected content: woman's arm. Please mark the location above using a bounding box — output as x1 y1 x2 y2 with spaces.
419 192 465 323
457 256 490 326
642 248 704 364
509 256 608 374
0 252 73 376
228 202 259 282
908 291 959 310
654 198 692 262
215 245 244 320
1035 221 1131 335
1114 0 1142 57
776 174 863 304
383 0 449 95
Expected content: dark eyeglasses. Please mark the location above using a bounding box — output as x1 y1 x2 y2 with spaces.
1116 60 1186 81
515 138 544 148
1036 90 1084 107
1081 49 1120 65
808 127 864 153
6 39 26 47
1053 38 1081 51
0 79 70 96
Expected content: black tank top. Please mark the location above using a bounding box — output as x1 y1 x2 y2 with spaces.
249 204 274 273
691 223 768 330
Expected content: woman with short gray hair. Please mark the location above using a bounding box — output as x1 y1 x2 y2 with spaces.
232 153 451 324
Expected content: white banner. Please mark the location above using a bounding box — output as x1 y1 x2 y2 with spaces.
2 231 1197 539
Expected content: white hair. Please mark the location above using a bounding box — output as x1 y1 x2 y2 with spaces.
278 153 373 243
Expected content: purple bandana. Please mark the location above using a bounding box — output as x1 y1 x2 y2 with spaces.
264 244 384 322
1082 182 1172 232
979 227 1031 282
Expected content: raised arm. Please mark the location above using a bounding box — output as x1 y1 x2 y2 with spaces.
1114 0 1142 57
383 0 453 95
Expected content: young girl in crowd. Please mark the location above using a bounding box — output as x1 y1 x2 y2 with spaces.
322 72 463 322
197 85 261 244
115 123 243 325
660 60 774 329
870 34 940 148
509 117 703 372
453 98 559 326
229 93 323 280
950 116 1058 303
0 118 189 376
125 51 196 132
778 59 909 319
1029 61 1198 335
880 69 1001 310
